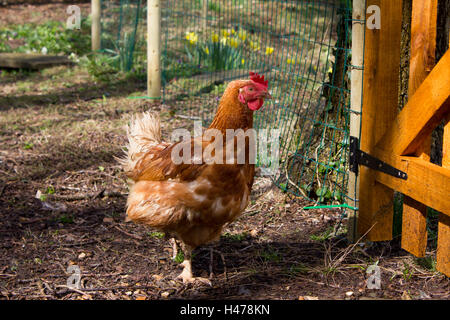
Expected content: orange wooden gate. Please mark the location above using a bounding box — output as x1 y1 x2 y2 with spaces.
357 0 449 277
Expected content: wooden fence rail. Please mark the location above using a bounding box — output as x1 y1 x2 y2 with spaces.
358 0 450 277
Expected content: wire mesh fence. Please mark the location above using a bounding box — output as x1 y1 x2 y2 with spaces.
100 0 145 73
100 0 354 206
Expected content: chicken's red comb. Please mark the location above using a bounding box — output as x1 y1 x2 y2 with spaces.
249 72 268 89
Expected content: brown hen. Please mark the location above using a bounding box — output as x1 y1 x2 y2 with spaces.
120 73 271 284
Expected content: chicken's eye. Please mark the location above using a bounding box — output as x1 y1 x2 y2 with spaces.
248 87 254 91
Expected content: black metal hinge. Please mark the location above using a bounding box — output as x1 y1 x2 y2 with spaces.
349 136 408 180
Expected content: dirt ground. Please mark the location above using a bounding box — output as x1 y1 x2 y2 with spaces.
0 2 449 300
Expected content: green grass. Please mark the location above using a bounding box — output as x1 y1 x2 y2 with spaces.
222 232 248 242
174 251 184 263
147 231 165 239
401 261 413 281
56 214 74 224
208 2 221 13
415 257 437 272
259 248 282 263
162 51 202 83
286 263 310 276
80 54 125 82
309 227 334 242
23 142 34 150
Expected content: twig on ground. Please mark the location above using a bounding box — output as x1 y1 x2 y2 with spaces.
324 223 377 273
114 226 143 240
175 114 201 120
45 189 126 202
56 284 158 294
47 240 99 248
56 285 87 296
59 186 82 191
284 164 308 198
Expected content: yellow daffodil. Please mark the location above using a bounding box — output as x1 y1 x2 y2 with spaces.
287 58 293 65
204 47 210 55
249 41 260 51
221 29 230 37
220 37 227 45
185 31 198 45
238 30 247 41
211 33 219 43
241 58 245 65
265 46 274 55
229 37 239 48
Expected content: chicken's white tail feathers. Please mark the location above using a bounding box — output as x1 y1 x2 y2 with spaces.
118 112 161 178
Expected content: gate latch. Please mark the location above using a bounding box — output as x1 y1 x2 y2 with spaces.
349 136 407 180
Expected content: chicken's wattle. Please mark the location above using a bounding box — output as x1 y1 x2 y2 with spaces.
247 98 264 111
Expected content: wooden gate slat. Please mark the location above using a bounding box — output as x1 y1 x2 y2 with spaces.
401 0 438 258
437 114 450 276
358 0 403 240
373 154 450 214
374 50 450 156
402 198 428 257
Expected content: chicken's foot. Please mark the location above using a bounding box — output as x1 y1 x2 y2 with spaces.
176 244 211 286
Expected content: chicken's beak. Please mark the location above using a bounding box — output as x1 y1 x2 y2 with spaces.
261 91 272 99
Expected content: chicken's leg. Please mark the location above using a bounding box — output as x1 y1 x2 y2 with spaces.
176 243 211 286
208 245 227 280
169 237 178 260
209 247 214 278
163 234 179 261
